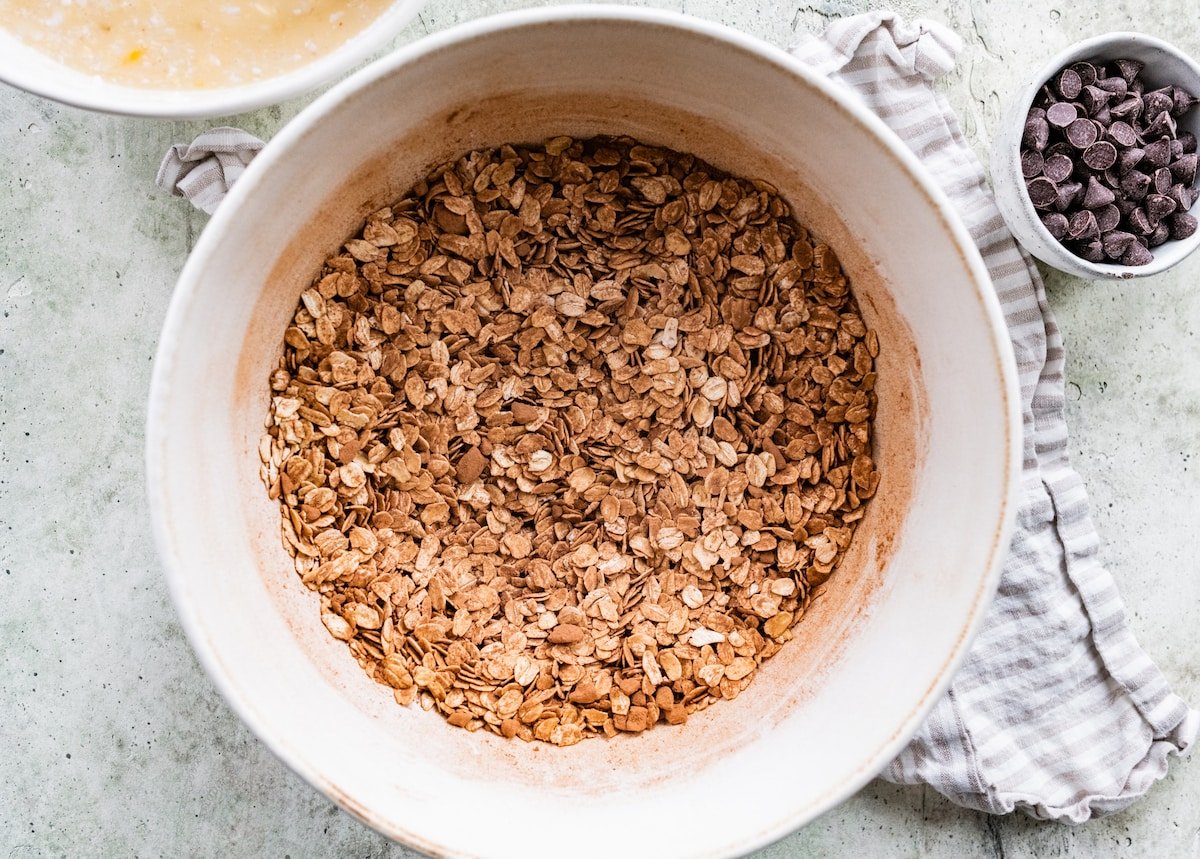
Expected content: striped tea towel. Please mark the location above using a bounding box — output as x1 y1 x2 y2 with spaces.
793 12 1196 822
156 127 264 215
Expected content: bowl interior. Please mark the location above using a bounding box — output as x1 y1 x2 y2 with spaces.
150 11 1016 858
999 33 1200 278
0 0 426 118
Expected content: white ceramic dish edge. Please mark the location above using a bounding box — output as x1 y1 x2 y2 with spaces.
991 31 1200 279
147 6 1023 855
0 0 426 119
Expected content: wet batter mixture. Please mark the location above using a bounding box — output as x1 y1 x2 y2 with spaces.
0 0 397 89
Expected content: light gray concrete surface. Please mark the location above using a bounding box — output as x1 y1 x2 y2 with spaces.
1 1 1197 856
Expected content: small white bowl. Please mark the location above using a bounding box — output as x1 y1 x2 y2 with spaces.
991 32 1200 279
0 0 426 119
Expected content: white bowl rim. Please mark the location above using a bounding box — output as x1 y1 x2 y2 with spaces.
999 30 1200 279
147 4 1024 854
0 0 426 119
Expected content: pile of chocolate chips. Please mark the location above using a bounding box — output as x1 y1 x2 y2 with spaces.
1021 57 1199 266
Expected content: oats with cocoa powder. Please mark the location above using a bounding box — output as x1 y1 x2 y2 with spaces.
258 136 880 746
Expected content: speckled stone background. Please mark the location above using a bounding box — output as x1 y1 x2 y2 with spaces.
1 1 1197 856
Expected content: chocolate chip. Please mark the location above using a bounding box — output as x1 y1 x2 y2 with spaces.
1146 193 1178 223
1023 116 1051 151
1114 58 1143 84
1041 212 1070 239
1046 101 1078 127
1066 118 1098 148
1169 183 1194 211
1081 85 1113 115
1095 203 1121 232
1171 139 1185 160
1055 68 1083 100
1106 120 1137 147
1068 208 1099 240
1120 170 1151 200
1028 106 1047 123
1171 153 1198 185
1121 242 1154 266
1096 76 1128 98
1170 212 1199 240
1070 61 1098 87
1143 137 1172 169
1154 166 1174 195
1102 230 1137 259
1143 110 1177 140
1021 149 1045 178
1042 152 1074 182
1026 176 1059 208
1143 89 1174 120
1116 198 1139 217
1148 222 1171 247
1083 175 1116 209
1103 166 1122 188
1128 206 1153 234
1082 140 1118 170
1045 140 1074 159
1110 95 1143 121
1055 181 1084 212
1118 147 1145 174
1078 239 1106 263
1179 131 1197 154
1171 86 1199 117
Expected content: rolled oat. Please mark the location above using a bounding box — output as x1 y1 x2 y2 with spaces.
259 136 880 745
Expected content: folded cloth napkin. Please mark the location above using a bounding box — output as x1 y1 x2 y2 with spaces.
157 10 1195 825
156 126 264 215
792 12 1196 822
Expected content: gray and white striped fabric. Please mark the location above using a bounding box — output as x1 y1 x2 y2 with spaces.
793 12 1196 822
156 126 264 215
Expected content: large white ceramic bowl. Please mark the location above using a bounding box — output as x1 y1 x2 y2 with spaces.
0 0 425 119
147 7 1021 857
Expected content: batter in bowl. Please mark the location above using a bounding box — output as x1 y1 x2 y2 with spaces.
0 0 398 89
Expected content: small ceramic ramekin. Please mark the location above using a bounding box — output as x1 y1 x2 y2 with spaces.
991 32 1200 279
